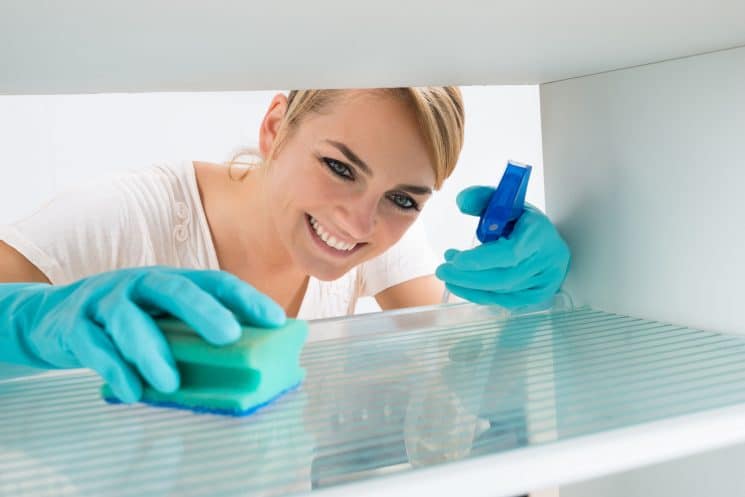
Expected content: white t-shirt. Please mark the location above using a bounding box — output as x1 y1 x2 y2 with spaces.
0 161 438 320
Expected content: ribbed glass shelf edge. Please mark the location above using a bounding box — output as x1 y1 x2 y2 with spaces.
2 304 744 497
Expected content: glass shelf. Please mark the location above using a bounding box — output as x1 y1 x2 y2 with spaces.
3 304 745 496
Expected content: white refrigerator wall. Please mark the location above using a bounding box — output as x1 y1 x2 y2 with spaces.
541 45 745 336
541 46 745 497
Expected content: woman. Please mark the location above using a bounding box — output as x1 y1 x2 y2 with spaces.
0 87 569 403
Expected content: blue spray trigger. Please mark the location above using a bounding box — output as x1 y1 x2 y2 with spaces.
476 161 532 243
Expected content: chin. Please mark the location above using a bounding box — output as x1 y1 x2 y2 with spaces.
296 248 361 281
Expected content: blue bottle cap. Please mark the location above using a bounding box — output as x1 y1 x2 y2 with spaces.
476 161 532 243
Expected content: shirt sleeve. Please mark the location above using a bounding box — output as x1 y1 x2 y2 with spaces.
358 218 440 297
0 174 153 285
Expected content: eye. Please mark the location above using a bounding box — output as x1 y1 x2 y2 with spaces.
388 192 420 211
323 157 354 180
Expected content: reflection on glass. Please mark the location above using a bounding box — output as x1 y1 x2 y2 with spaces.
404 386 482 467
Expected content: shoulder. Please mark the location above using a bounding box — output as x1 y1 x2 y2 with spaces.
114 160 197 202
46 161 199 217
8 161 216 283
121 161 220 268
101 160 204 223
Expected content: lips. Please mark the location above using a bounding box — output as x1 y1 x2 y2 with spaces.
308 215 357 251
306 214 366 256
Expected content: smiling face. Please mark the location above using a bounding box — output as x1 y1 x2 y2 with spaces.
257 90 436 281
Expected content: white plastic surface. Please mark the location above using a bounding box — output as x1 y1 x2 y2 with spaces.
541 45 745 335
1 1 744 94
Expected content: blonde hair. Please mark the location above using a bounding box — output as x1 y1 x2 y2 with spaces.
228 87 465 189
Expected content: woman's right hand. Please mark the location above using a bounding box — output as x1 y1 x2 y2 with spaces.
0 266 286 402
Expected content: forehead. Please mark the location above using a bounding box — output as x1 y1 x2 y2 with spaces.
297 91 436 186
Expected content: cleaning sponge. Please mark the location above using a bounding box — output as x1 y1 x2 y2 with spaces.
101 317 308 416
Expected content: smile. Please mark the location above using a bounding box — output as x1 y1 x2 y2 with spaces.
306 215 360 253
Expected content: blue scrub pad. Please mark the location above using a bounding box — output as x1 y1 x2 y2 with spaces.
101 317 308 416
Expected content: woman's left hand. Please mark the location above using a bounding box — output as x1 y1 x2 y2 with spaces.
435 186 571 309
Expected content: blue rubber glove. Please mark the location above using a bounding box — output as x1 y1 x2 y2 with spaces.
435 186 571 309
0 266 286 403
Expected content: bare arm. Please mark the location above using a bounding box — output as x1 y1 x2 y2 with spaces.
0 241 50 283
374 274 444 311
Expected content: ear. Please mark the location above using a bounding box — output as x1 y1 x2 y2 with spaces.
259 93 289 159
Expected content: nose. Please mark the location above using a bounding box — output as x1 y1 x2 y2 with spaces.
336 194 378 240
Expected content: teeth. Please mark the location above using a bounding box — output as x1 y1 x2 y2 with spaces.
309 216 357 251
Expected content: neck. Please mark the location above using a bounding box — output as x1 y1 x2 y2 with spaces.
234 167 295 272
196 161 309 316
199 162 305 283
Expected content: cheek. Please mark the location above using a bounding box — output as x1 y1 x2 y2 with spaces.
372 210 418 249
270 159 334 209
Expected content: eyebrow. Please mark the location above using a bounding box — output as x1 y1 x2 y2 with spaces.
397 184 432 195
325 139 433 195
326 140 372 176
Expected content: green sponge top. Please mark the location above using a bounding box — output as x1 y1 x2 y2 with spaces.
158 317 308 368
102 317 309 415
